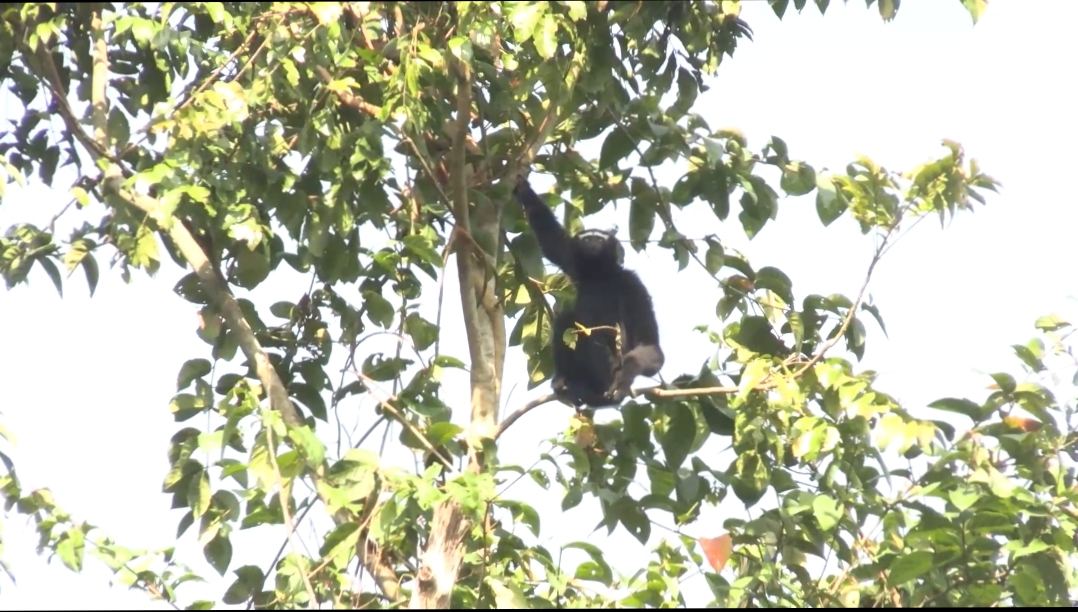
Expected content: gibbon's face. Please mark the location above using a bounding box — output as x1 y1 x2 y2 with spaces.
573 229 622 271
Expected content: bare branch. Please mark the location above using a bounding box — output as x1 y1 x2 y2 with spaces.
495 392 558 440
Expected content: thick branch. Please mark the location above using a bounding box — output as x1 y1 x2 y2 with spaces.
408 500 470 609
446 57 503 457
102 182 303 426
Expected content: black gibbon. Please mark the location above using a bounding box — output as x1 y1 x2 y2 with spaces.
513 177 665 408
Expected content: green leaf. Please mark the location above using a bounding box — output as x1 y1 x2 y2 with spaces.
177 358 213 391
37 256 63 297
961 0 988 24
425 422 463 446
288 424 326 469
562 541 609 572
659 404 695 469
319 522 362 561
510 2 547 43
812 494 841 531
729 450 769 507
928 397 985 422
1034 313 1069 332
704 238 724 275
204 531 233 576
877 0 899 21
755 266 794 304
174 272 208 304
628 196 655 248
700 401 734 436
1012 344 1045 373
948 486 979 512
488 577 531 609
56 527 85 572
886 550 934 586
107 107 131 150
222 565 265 605
192 469 215 517
404 313 439 351
599 129 636 171
447 36 473 63
81 255 99 297
432 355 466 369
564 1 587 21
672 68 699 115
1009 566 1042 604
734 317 787 358
230 246 271 288
502 499 541 536
815 174 847 226
845 317 866 361
612 498 651 545
363 290 395 328
780 162 816 196
990 372 1016 394
860 302 887 337
534 14 558 59
290 382 328 421
269 301 296 320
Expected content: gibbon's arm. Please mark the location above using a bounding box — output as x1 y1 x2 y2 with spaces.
619 271 665 379
513 179 575 275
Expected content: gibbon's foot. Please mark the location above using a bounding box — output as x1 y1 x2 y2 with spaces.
552 377 583 409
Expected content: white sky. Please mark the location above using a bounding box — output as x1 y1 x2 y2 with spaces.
2 0 1076 608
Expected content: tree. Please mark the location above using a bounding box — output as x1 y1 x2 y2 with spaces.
6 0 1076 609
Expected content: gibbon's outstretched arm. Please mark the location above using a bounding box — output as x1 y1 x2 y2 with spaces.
513 179 574 275
619 271 665 381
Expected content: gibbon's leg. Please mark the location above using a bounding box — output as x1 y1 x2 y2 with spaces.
617 270 665 389
550 309 581 407
574 330 624 408
552 310 621 408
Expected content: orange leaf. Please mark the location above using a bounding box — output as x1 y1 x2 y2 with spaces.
728 275 755 293
572 414 597 448
699 534 733 573
1003 416 1042 432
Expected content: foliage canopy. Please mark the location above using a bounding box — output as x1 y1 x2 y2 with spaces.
6 0 1078 609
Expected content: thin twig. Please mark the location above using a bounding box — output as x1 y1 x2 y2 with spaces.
355 373 458 472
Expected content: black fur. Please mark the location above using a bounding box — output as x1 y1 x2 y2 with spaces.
514 178 665 408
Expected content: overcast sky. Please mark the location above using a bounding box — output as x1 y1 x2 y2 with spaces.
2 0 1076 608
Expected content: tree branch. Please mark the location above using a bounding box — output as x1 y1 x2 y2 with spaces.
495 392 558 440
407 500 470 609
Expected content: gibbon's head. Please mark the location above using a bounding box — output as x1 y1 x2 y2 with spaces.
571 227 623 277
